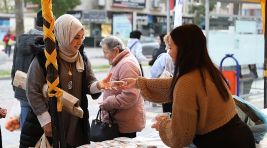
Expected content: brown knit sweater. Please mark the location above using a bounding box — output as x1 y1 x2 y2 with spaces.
137 69 237 148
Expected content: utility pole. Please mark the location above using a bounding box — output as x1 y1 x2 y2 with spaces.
205 0 209 44
167 0 170 33
264 0 267 108
3 0 8 13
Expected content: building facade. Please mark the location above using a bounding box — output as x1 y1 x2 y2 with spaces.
73 0 181 46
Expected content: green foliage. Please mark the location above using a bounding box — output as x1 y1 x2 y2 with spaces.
189 0 216 27
0 0 15 13
25 0 81 17
0 70 11 78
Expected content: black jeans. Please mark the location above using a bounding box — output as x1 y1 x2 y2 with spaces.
162 102 172 113
5 45 11 57
193 115 255 148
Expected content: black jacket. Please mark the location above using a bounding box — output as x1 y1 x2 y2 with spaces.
11 33 43 102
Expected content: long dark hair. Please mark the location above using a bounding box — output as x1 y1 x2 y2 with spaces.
169 24 230 101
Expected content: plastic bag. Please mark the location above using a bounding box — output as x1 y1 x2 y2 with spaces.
4 100 20 132
35 134 52 148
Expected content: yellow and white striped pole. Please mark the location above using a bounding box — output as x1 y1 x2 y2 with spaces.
41 0 66 147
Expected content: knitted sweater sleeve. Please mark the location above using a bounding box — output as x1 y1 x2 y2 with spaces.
136 77 173 103
158 74 198 147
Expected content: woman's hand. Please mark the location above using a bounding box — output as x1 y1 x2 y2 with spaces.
0 108 7 118
43 122 52 137
97 73 112 90
97 73 126 90
121 78 137 89
151 113 170 131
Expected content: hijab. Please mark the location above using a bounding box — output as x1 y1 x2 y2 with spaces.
54 14 84 72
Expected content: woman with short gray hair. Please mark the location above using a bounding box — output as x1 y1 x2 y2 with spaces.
100 36 125 52
99 36 146 138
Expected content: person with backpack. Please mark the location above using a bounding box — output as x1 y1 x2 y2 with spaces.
11 10 43 128
127 30 147 76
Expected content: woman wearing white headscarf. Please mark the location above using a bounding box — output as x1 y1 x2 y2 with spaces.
20 14 110 147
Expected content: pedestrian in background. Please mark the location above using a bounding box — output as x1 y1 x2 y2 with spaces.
148 34 166 66
99 36 145 138
127 30 147 76
150 34 174 78
11 10 43 129
150 34 174 113
2 30 15 57
122 24 255 148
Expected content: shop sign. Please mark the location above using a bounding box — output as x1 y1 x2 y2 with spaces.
0 18 10 40
112 0 146 9
83 11 106 23
113 14 132 39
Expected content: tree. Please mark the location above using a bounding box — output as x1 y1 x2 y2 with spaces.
189 0 216 27
25 0 81 17
3 0 9 12
15 0 24 36
0 0 15 13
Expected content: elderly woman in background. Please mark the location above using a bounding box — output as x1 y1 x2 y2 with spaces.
21 14 113 147
99 36 145 138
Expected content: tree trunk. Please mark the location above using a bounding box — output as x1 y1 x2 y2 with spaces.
15 0 24 37
3 0 8 13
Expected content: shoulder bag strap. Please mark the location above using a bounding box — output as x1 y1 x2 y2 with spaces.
129 41 138 51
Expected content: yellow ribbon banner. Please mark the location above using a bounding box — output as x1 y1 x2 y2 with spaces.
42 0 63 111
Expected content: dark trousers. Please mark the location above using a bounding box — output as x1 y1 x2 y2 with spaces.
119 132 136 138
162 102 172 113
4 45 11 57
139 64 144 76
193 115 255 148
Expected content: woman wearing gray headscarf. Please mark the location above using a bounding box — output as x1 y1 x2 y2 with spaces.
20 14 112 147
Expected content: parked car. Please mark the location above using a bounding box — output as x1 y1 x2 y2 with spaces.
141 36 159 58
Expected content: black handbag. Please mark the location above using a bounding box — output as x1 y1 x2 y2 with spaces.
90 108 119 142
